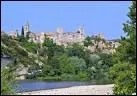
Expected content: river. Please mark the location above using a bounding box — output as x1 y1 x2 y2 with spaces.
13 79 113 93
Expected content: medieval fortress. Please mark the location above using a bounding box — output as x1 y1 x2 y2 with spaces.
8 22 105 45
15 22 86 46
2 22 120 54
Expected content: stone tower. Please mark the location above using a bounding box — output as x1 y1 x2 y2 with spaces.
57 27 64 33
77 26 85 35
77 26 85 42
57 27 64 40
23 22 30 37
98 33 104 39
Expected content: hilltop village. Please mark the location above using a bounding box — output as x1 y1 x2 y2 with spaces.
1 22 120 80
5 22 85 45
2 22 120 54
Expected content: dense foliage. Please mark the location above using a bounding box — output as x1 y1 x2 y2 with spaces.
109 1 136 95
1 66 17 95
1 31 114 92
31 36 113 81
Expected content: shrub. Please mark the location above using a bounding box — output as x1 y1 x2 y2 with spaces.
109 62 136 95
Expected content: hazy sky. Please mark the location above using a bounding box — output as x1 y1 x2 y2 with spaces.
1 1 131 40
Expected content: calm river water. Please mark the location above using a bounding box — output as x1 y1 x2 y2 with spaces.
13 80 112 92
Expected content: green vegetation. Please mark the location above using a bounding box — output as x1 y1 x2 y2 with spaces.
1 30 114 95
109 1 136 95
1 1 136 95
84 36 94 47
33 36 113 81
1 66 17 95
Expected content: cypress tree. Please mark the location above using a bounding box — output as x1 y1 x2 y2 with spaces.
21 26 24 36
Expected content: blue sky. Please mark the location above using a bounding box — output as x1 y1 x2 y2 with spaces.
1 1 131 40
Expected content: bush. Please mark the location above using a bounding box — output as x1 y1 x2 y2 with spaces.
77 71 89 81
1 69 16 95
37 76 61 81
61 74 77 81
109 62 136 95
68 56 87 73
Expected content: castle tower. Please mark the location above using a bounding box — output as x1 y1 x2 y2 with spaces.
98 32 104 39
77 26 85 35
57 27 64 33
23 22 30 37
57 27 64 40
76 26 85 42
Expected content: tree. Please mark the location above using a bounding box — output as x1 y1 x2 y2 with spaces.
109 1 136 95
48 54 61 76
68 56 87 74
21 26 24 36
66 43 85 58
84 36 94 47
1 67 16 95
58 54 75 74
88 54 100 67
122 1 136 64
26 31 30 40
42 36 56 60
109 62 136 95
17 31 19 37
42 36 56 47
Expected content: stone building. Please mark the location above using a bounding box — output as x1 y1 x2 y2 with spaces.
23 22 30 37
22 22 85 45
8 31 18 38
45 27 85 46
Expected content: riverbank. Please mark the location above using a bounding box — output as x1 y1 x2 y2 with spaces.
17 84 114 95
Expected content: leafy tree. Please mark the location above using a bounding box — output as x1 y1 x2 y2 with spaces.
38 46 47 56
1 67 16 95
42 36 56 47
48 55 61 76
87 53 113 80
26 31 30 40
84 36 94 47
17 31 19 37
68 56 87 74
77 71 89 81
109 62 136 95
109 1 136 95
59 54 75 74
42 36 56 60
97 53 113 68
88 54 100 67
66 43 85 58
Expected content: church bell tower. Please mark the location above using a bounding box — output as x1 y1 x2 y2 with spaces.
23 21 30 37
